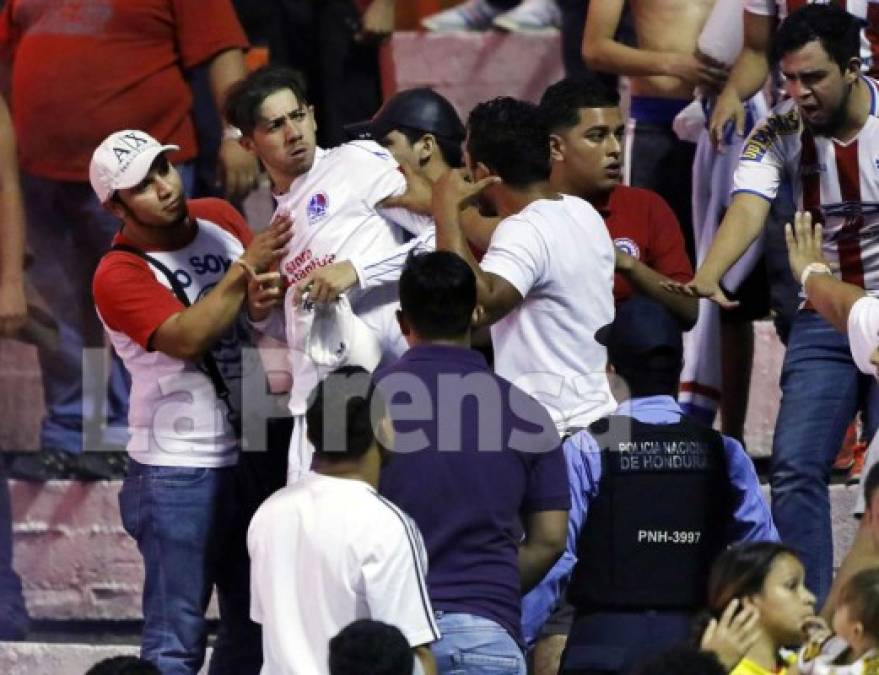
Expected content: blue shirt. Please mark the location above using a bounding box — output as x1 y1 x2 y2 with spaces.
376 344 571 648
521 395 779 644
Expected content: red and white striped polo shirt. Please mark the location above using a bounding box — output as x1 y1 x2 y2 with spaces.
733 76 879 291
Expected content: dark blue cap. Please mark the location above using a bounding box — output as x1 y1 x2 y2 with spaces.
595 296 683 365
345 87 465 142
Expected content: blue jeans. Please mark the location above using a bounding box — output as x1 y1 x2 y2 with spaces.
22 167 194 454
771 310 879 603
119 460 261 675
431 612 525 675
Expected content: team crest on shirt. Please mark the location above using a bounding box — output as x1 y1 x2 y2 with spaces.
740 110 799 162
614 238 640 260
306 192 330 224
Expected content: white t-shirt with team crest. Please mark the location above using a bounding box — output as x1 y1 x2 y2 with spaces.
272 140 420 415
93 198 251 467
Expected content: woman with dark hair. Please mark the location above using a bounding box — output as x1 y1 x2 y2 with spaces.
705 542 817 674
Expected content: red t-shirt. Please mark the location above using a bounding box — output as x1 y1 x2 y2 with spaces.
598 185 693 302
93 198 251 350
0 0 248 181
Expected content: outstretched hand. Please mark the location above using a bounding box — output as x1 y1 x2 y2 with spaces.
661 273 739 310
784 210 827 282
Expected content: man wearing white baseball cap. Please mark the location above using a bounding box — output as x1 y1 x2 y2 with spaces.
785 210 879 621
90 129 292 674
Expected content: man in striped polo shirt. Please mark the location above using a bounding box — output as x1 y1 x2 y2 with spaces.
667 4 879 604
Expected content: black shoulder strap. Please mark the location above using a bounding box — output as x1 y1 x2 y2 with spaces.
108 244 241 436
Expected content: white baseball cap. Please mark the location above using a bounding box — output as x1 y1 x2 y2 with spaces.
89 129 179 203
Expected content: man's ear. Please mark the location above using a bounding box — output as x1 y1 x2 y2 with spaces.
550 133 565 163
418 134 436 163
107 197 127 222
238 135 256 155
471 304 485 328
845 58 862 84
396 309 411 337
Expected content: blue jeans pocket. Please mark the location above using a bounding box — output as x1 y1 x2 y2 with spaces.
451 651 522 673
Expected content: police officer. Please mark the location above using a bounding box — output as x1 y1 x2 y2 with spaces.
521 296 778 675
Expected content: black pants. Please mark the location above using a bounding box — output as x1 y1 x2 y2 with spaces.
560 611 693 675
628 121 697 265
266 0 383 147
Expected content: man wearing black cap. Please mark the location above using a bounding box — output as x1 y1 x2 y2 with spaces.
345 87 465 182
520 295 777 675
295 86 497 304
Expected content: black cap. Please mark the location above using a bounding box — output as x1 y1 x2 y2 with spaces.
345 87 465 142
595 296 683 367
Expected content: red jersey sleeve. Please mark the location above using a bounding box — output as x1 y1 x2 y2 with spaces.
172 0 249 69
645 192 693 283
93 253 184 351
189 198 253 246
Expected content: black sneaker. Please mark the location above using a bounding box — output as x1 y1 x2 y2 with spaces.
5 449 77 481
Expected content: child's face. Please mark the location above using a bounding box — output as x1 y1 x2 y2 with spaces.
832 602 873 657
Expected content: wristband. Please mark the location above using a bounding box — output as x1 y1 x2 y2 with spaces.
800 262 832 288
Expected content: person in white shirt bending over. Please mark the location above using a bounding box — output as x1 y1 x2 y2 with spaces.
223 66 432 482
433 96 618 433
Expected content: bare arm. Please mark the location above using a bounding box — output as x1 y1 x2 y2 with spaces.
432 170 521 327
151 214 292 360
460 207 500 253
582 0 726 87
0 94 26 336
616 251 698 328
519 510 568 594
207 48 259 200
785 212 866 333
709 11 775 144
414 645 437 675
804 274 866 333
664 193 770 308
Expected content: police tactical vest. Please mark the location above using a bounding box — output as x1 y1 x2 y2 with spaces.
567 414 730 611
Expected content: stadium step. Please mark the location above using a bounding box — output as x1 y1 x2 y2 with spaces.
0 640 211 675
